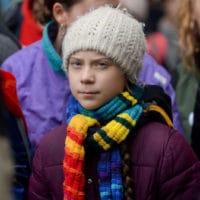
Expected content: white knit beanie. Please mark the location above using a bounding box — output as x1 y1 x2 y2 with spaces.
62 6 146 83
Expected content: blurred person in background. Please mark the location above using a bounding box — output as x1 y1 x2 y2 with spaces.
2 0 44 46
158 0 181 87
176 0 200 155
176 0 200 145
0 69 32 199
0 23 21 66
119 0 149 22
146 0 181 88
0 0 13 18
0 97 13 200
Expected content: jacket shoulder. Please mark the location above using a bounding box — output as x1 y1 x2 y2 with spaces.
35 124 66 166
2 41 42 67
29 124 66 200
132 121 199 171
132 122 176 165
133 122 200 198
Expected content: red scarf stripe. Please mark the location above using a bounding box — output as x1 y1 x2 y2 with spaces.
66 127 86 145
64 122 87 199
64 154 84 170
64 149 85 160
64 172 85 190
63 186 85 199
63 163 84 174
63 115 99 199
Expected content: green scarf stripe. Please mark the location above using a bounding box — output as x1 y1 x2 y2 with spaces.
114 117 134 130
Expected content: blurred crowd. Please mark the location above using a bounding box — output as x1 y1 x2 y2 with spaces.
0 0 200 199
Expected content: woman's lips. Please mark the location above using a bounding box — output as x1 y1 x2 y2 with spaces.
78 91 99 97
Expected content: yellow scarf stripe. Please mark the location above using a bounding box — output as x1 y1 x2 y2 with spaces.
65 137 85 157
92 113 137 150
93 133 111 150
122 91 137 105
102 123 129 143
118 113 137 127
69 114 99 133
102 113 136 142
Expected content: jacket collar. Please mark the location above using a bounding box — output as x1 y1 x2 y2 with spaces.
42 21 65 76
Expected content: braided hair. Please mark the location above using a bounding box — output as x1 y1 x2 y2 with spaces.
120 142 135 200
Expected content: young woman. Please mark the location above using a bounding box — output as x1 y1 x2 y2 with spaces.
176 0 200 156
1 0 184 151
28 6 200 200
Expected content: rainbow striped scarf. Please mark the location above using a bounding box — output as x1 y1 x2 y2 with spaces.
63 89 144 200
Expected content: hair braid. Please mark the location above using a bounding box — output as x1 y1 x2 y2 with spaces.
120 142 135 200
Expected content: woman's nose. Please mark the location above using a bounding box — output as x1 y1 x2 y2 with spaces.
80 68 95 83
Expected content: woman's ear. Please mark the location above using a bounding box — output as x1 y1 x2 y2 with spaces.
52 2 68 25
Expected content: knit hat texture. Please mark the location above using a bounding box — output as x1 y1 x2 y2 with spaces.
62 6 146 83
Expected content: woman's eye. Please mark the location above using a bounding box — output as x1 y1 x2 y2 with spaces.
69 61 82 68
96 62 109 68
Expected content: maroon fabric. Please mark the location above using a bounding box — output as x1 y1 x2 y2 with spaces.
28 122 200 200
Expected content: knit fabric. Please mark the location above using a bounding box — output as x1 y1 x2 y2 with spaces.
98 150 123 200
63 90 144 200
62 6 146 83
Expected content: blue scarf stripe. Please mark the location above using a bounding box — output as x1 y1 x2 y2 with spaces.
99 191 112 199
111 184 123 189
98 153 112 200
111 150 123 200
124 105 143 121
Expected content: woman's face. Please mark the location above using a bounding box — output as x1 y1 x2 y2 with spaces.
193 0 200 33
64 0 119 26
120 0 149 21
67 51 126 110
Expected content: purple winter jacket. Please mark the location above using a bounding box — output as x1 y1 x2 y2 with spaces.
28 122 200 200
1 23 184 150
